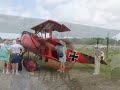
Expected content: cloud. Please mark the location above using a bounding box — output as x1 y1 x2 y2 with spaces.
35 0 120 30
36 0 67 7
35 0 91 22
0 0 10 8
0 0 32 17
1 0 120 30
91 0 120 29
35 5 52 19
5 7 32 17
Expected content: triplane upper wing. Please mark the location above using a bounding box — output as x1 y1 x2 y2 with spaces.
31 20 70 32
21 20 107 72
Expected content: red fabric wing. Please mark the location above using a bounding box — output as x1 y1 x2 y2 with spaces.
66 49 94 64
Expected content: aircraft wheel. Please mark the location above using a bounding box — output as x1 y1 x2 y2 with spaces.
22 49 39 72
23 59 37 72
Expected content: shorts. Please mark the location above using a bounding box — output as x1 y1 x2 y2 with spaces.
11 53 21 63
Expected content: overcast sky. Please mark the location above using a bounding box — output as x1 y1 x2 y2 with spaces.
0 0 120 30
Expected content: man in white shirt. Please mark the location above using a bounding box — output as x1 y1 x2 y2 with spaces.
10 40 23 75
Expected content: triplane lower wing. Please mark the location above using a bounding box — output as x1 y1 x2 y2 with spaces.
21 20 106 72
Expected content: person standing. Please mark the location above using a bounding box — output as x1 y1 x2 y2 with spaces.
10 40 23 75
93 47 105 75
0 39 11 74
56 40 67 73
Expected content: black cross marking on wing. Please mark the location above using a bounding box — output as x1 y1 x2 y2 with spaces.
69 51 79 62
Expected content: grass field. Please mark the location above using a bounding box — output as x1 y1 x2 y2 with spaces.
34 44 120 82
73 45 120 80
21 44 120 89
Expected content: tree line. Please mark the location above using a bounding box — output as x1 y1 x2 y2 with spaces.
68 38 120 45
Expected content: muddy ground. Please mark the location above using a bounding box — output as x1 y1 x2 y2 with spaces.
0 66 120 90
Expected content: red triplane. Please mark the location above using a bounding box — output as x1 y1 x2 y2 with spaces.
21 20 106 72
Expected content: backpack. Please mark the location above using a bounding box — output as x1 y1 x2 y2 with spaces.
56 44 64 58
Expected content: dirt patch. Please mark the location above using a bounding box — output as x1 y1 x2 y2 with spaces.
0 67 120 90
36 67 120 90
